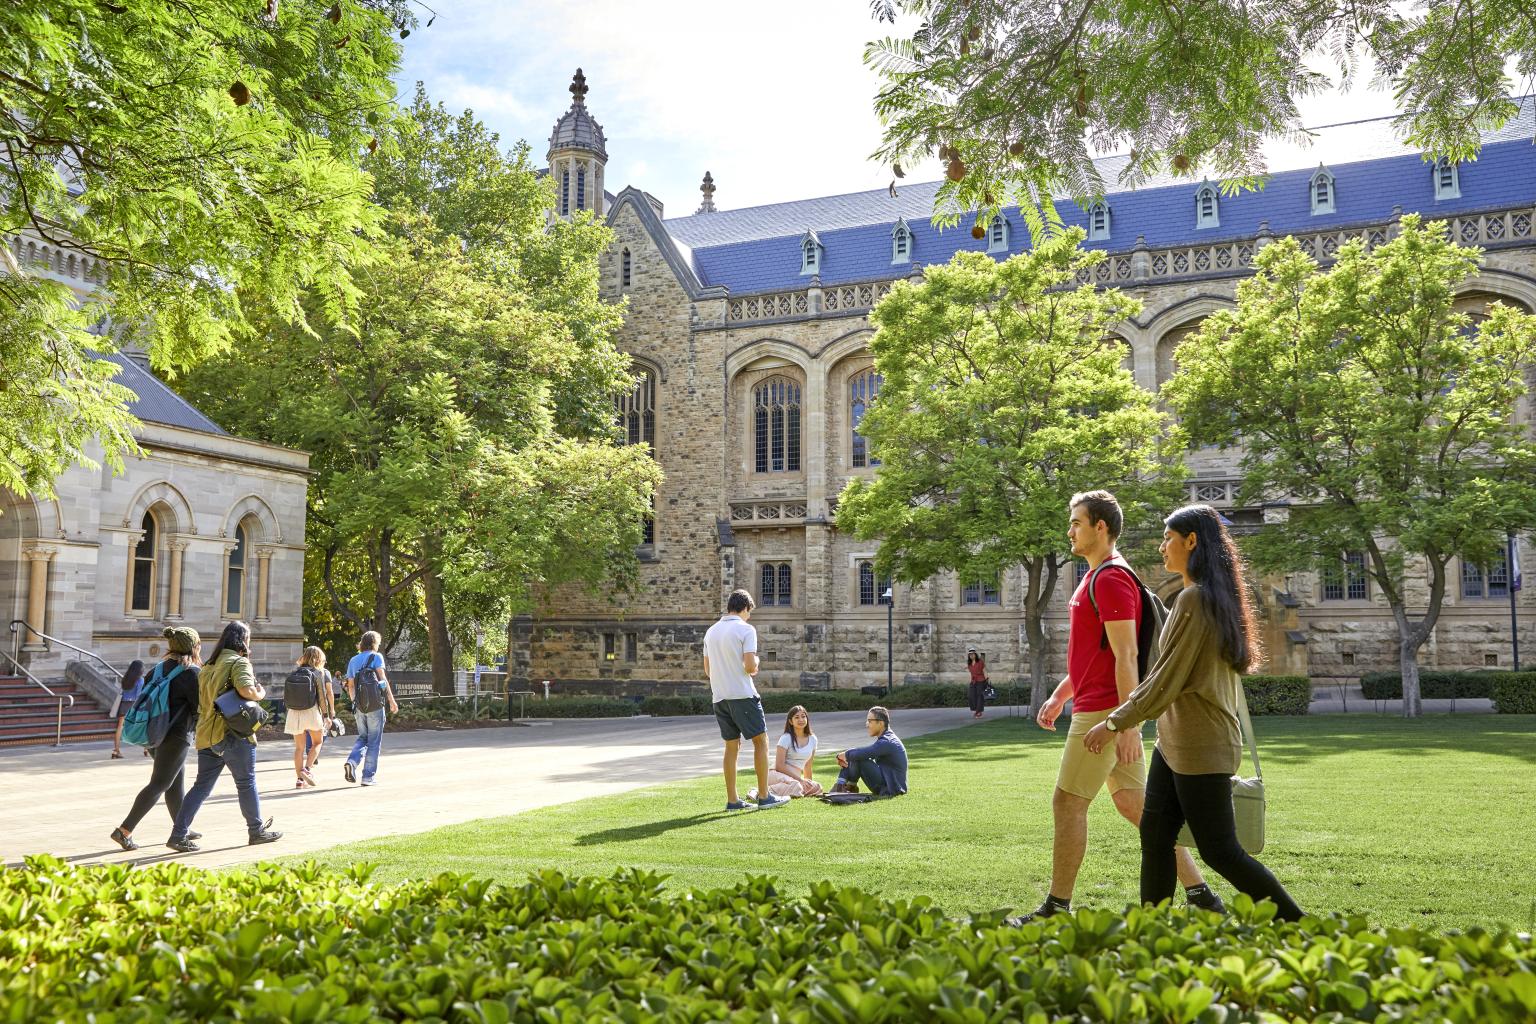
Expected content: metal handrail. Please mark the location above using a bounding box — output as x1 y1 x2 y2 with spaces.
0 645 74 747
9 619 122 679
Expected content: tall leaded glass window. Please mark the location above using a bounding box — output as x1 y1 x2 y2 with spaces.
850 369 883 468
226 522 248 616
760 562 791 606
1322 551 1368 601
1462 552 1510 598
753 377 801 473
617 367 657 544
130 511 156 613
857 560 891 606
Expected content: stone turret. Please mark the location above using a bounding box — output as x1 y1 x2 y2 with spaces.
547 69 608 218
696 171 717 214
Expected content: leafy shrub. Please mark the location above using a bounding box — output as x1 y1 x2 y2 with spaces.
1241 675 1311 715
759 691 863 714
532 697 639 719
1360 671 1506 701
1491 672 1536 714
4 859 1534 1023
639 695 711 717
885 683 972 709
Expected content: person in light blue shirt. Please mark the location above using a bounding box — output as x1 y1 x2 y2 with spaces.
830 706 908 796
342 631 397 786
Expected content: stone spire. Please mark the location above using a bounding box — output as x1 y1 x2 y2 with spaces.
696 171 717 214
547 68 608 218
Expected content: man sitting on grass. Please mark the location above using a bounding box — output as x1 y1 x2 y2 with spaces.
829 706 908 796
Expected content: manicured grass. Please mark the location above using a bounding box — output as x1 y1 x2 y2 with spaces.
294 714 1536 932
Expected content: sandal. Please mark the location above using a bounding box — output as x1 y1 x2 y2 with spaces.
110 751 124 759
110 827 138 851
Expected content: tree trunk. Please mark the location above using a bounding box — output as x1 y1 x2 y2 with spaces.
1022 557 1060 711
371 529 394 645
422 565 455 695
1399 638 1424 718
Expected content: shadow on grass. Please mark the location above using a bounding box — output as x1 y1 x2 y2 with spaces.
575 812 725 846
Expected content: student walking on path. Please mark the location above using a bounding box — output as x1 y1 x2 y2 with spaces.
1084 504 1304 922
342 631 396 787
284 646 335 789
109 628 202 851
966 650 989 718
166 621 282 852
1027 490 1222 922
111 660 145 759
830 706 908 796
703 589 788 811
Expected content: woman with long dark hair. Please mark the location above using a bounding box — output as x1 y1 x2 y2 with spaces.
757 705 824 799
165 620 282 852
111 659 146 759
110 629 203 850
1083 504 1303 921
966 649 989 718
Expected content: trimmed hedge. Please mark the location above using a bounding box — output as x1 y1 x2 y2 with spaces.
533 697 641 719
1241 675 1312 715
1491 672 1536 714
1359 670 1514 701
639 694 712 717
5 859 1534 1023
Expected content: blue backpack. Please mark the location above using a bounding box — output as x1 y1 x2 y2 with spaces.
121 662 184 749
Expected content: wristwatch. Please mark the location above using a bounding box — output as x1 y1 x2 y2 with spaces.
1104 717 1119 732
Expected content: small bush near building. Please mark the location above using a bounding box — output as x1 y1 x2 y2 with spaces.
639 694 712 717
1359 670 1512 701
1241 675 1312 715
1491 672 1536 714
5 858 1534 1023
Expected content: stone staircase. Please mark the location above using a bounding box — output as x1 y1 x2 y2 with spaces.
0 675 118 746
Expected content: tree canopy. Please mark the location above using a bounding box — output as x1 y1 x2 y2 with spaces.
836 231 1179 705
1163 216 1536 715
866 1 1535 231
1 0 410 497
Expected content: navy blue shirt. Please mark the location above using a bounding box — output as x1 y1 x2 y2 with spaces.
845 731 908 795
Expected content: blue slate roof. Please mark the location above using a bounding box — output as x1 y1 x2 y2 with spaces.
105 353 227 435
663 98 1536 296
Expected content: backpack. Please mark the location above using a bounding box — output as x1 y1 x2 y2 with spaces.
351 652 385 713
284 666 319 711
1086 559 1168 680
121 662 184 749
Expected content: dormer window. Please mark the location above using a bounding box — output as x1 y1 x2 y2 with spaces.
1434 158 1460 200
987 215 1010 253
800 230 822 275
1195 182 1220 229
1310 166 1336 215
891 218 913 264
1086 201 1111 241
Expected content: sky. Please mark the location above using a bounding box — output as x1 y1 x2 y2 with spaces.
396 0 1419 219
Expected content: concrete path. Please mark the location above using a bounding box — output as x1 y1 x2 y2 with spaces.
1 706 998 870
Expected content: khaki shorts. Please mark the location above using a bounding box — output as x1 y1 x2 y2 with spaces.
1055 708 1146 800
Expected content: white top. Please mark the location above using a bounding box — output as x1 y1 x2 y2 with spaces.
703 615 760 701
776 732 817 773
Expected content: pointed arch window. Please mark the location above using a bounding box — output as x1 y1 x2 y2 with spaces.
617 366 657 544
225 522 249 616
1086 201 1111 241
1310 167 1336 215
891 219 913 264
1434 158 1460 200
577 165 587 210
621 248 632 289
850 368 883 468
987 216 1010 253
560 168 571 216
1195 183 1220 229
129 511 157 614
754 377 801 473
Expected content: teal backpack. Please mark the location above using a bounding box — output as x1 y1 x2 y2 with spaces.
121 662 184 749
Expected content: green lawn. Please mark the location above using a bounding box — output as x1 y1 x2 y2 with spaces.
294 714 1536 932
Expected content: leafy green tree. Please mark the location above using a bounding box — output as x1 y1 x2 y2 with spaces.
866 1 1534 229
836 231 1178 706
1164 216 1536 717
1 0 410 497
180 92 659 687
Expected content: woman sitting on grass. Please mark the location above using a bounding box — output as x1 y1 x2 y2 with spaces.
754 705 824 799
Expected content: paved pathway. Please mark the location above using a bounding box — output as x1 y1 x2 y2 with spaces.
1 707 996 870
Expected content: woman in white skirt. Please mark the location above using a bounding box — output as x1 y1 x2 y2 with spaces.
284 646 335 789
763 705 824 798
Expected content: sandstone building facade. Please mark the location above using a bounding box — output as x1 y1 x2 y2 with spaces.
522 78 1536 693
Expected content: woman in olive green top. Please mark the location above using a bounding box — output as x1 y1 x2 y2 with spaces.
1084 505 1303 921
166 621 282 852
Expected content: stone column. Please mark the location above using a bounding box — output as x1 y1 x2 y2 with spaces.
21 546 56 649
166 539 189 620
255 547 274 622
804 359 828 518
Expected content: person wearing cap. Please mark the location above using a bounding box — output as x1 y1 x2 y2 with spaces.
110 627 204 851
829 706 908 796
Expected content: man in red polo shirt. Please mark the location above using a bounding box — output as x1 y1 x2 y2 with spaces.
1021 490 1223 921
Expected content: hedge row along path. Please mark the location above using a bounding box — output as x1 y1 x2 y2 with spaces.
0 707 984 869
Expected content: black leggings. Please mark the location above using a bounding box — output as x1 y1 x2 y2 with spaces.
1141 747 1304 921
120 734 190 833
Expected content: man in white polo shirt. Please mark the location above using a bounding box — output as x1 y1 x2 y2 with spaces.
703 589 789 811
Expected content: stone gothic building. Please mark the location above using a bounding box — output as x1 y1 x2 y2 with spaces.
520 76 1536 693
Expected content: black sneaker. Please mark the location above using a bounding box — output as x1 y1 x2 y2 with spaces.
110 827 138 852
166 837 199 853
186 831 202 841
343 761 356 784
1187 885 1227 914
248 828 283 846
1009 895 1070 925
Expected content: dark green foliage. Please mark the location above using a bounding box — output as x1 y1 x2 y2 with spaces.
1358 671 1520 701
531 698 641 719
639 695 712 717
1491 674 1536 714
5 858 1535 1022
1241 676 1312 716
